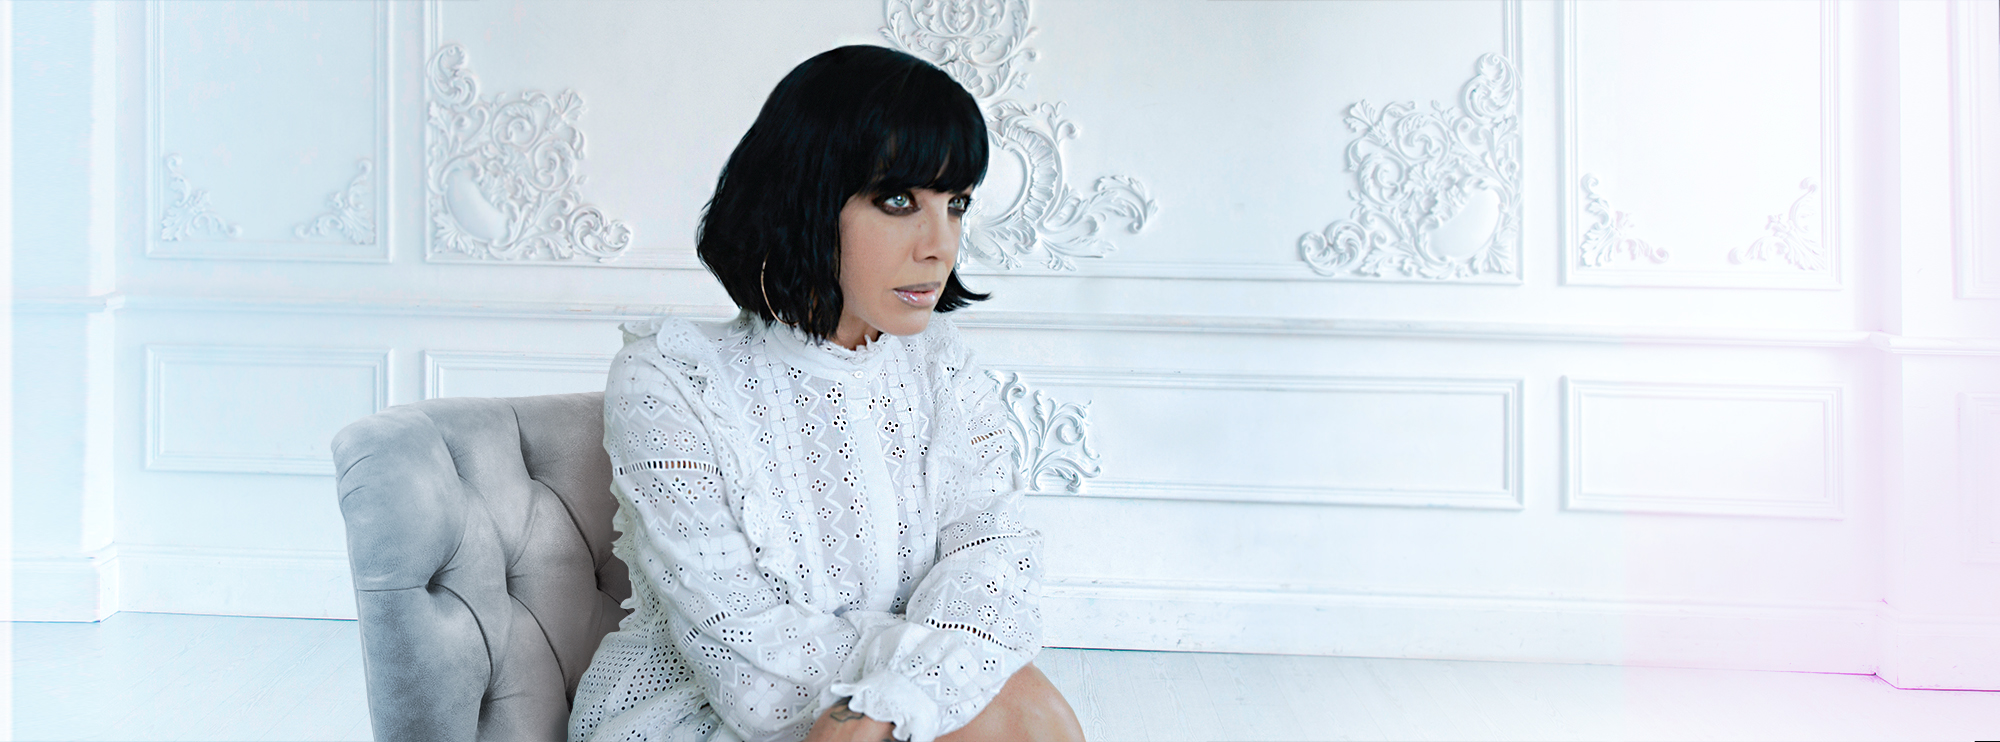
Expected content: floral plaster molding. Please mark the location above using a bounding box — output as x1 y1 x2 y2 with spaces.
424 43 632 262
883 0 1156 271
1575 174 1667 267
972 102 1157 270
990 370 1101 493
1730 178 1822 271
1300 53 1521 280
882 0 1037 100
159 154 242 241
294 159 375 244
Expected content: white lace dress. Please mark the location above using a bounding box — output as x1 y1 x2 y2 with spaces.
568 312 1043 742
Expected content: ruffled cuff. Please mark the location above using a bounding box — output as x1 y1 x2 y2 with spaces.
813 611 942 742
831 670 939 742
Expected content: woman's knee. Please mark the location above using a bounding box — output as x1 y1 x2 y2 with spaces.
1003 666 1065 716
996 664 1084 740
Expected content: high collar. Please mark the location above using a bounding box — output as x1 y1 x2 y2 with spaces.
755 313 897 382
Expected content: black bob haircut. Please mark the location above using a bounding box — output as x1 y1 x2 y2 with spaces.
697 45 991 341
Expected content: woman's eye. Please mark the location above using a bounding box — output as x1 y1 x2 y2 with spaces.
948 196 971 214
879 193 915 211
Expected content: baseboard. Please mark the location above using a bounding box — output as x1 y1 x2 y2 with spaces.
1879 610 2000 690
10 550 119 622
115 544 357 619
1042 579 1882 674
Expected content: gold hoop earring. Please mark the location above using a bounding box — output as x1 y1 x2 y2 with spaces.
760 257 796 327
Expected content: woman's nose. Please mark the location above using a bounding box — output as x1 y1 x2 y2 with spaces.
917 201 958 261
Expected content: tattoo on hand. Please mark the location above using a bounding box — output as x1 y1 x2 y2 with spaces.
828 698 866 723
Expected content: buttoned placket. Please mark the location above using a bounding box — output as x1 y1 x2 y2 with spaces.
760 322 906 615
751 337 835 611
842 360 905 613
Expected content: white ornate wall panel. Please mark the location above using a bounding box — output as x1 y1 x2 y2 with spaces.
422 350 613 399
1953 0 2000 299
413 0 1519 283
415 0 891 269
1012 369 1521 509
1964 393 2000 562
882 0 1160 272
145 345 389 475
145 0 390 261
1296 48 1522 282
1019 0 1518 282
1561 0 1840 288
1563 380 1842 519
16 0 1964 676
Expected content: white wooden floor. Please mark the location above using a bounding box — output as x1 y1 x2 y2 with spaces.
11 612 2000 741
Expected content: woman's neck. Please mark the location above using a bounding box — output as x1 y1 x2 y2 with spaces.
830 315 881 351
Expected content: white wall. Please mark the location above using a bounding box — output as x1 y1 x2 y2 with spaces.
10 0 1999 689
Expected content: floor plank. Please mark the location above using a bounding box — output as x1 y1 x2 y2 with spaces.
13 613 2000 742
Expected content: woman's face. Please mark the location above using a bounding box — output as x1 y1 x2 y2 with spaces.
831 187 969 349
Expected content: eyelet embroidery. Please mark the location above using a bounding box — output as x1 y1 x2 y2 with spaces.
579 315 1042 742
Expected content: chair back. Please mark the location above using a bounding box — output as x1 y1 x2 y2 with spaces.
331 392 631 742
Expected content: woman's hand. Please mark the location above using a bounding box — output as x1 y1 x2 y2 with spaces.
803 698 899 742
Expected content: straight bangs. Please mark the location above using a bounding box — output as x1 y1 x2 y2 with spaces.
854 67 989 198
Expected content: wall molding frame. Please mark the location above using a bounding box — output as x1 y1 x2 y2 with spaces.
421 350 616 400
1012 367 1524 510
1962 393 2000 562
143 0 392 262
145 345 390 476
1563 378 1845 519
1559 0 1841 289
1951 0 2000 299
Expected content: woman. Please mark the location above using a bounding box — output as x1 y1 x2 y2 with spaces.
568 46 1085 742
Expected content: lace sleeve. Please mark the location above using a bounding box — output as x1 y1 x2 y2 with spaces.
607 342 859 741
829 333 1043 742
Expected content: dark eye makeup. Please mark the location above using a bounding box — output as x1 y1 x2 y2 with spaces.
872 190 973 217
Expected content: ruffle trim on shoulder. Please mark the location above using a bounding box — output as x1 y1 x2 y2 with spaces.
608 502 641 614
641 313 811 609
914 317 987 509
618 316 670 345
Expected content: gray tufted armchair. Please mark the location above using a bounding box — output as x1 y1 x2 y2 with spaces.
331 392 632 742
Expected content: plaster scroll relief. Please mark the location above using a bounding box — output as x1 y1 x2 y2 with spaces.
1575 174 1667 267
294 160 376 244
1300 53 1521 281
882 0 1037 100
1729 178 1823 271
990 370 1101 494
425 43 633 262
159 154 243 241
972 102 1159 270
883 0 1157 271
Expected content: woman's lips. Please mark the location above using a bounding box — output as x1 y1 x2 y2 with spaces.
893 282 940 308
